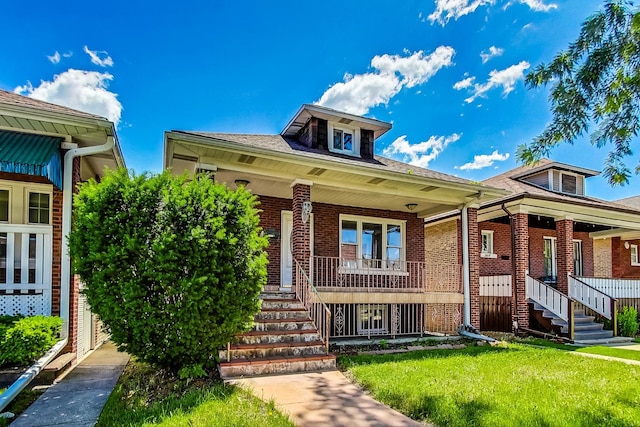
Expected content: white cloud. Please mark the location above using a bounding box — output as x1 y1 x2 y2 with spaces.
382 133 461 168
317 47 455 115
480 46 504 64
83 45 114 67
47 51 61 64
453 76 475 90
455 60 530 103
62 52 73 58
456 150 510 170
428 0 494 26
518 0 557 12
14 69 122 125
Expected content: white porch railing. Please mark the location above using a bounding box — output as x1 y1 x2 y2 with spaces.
480 275 512 296
577 277 640 299
0 224 53 316
295 259 330 353
569 276 615 320
526 275 569 322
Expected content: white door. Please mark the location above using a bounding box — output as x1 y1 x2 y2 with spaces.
281 211 293 288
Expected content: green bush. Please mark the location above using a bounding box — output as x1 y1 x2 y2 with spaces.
0 316 63 366
68 169 268 373
618 306 639 337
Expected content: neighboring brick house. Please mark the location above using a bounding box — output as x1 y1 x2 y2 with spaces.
164 104 506 342
0 90 125 361
426 159 640 335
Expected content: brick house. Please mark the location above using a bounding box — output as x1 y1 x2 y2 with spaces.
164 104 506 375
0 90 125 362
426 159 640 340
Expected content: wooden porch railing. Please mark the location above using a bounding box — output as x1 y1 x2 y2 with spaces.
526 275 570 322
310 256 461 293
0 224 53 316
295 259 330 353
577 277 640 299
569 275 616 321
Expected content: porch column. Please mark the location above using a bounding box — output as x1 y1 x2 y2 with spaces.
291 179 313 270
64 157 81 354
513 213 529 330
556 218 574 294
467 208 481 329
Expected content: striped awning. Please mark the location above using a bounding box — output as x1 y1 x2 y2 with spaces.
0 130 63 188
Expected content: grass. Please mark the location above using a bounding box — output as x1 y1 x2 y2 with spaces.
519 337 640 362
96 360 293 427
340 343 640 427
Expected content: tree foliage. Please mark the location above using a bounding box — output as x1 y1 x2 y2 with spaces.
519 1 640 185
68 169 268 372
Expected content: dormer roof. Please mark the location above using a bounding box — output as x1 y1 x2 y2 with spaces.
511 159 600 180
281 104 392 140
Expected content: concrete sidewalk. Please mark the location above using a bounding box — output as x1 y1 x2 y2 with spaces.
233 370 426 427
11 342 130 427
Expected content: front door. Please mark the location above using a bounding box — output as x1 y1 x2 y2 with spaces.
280 211 313 289
281 211 294 288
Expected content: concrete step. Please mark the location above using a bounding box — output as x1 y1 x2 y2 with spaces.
573 336 634 346
236 329 321 345
262 285 281 293
256 308 310 321
221 341 327 360
574 322 604 332
573 330 614 341
260 292 296 300
574 315 596 324
261 298 304 310
253 318 316 332
219 354 336 379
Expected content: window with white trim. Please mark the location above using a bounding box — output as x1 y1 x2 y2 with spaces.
632 244 639 266
28 192 50 225
328 123 360 156
340 215 405 269
481 230 495 258
357 304 388 334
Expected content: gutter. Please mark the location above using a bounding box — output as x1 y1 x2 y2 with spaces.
0 136 115 414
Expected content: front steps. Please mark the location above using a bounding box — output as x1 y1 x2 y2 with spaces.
219 292 335 379
529 302 616 342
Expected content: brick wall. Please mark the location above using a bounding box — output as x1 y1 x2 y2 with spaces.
64 157 81 354
593 238 612 277
513 213 529 329
424 220 458 266
612 237 640 278
292 184 312 268
257 196 292 287
478 221 512 276
468 208 480 329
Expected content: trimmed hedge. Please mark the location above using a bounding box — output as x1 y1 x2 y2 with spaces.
0 316 63 367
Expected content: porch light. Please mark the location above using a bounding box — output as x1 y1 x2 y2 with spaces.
405 203 418 211
234 179 250 188
625 241 630 249
302 201 313 224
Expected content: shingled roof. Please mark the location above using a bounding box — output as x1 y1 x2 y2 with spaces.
173 130 479 187
616 195 640 210
0 89 107 121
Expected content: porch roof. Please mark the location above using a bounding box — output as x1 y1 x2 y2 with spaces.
0 130 63 188
164 131 508 217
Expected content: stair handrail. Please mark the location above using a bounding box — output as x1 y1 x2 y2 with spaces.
569 275 617 331
526 275 571 322
295 258 331 354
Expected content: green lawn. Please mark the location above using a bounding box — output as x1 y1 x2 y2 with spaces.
339 344 640 427
96 361 293 427
519 338 640 363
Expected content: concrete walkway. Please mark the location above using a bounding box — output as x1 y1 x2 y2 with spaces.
11 342 129 427
233 370 427 427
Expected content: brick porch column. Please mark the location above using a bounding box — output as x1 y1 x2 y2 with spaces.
64 157 81 354
513 213 529 330
291 180 312 271
467 208 480 329
556 218 574 295
611 237 623 278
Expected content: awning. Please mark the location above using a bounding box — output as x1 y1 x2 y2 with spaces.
0 130 63 188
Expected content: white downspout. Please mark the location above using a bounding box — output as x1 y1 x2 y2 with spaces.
0 136 115 414
461 205 471 325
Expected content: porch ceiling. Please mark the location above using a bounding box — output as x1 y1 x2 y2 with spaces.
167 136 501 216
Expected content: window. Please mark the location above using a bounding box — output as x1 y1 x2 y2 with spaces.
573 240 583 276
357 304 388 334
632 244 640 266
543 237 557 277
328 123 360 156
481 230 495 258
28 192 50 224
339 215 405 269
0 190 8 222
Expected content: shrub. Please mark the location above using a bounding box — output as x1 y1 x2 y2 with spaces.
0 316 63 366
618 306 639 337
68 169 268 373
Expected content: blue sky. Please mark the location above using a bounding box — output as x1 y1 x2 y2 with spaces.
1 0 637 200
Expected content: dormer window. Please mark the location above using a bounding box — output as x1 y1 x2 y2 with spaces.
560 172 579 195
328 122 360 157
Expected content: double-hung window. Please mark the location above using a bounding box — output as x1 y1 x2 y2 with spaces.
339 215 405 270
328 123 360 156
632 244 639 266
480 230 495 258
28 192 50 225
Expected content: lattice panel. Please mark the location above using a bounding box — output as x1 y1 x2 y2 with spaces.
0 290 51 316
